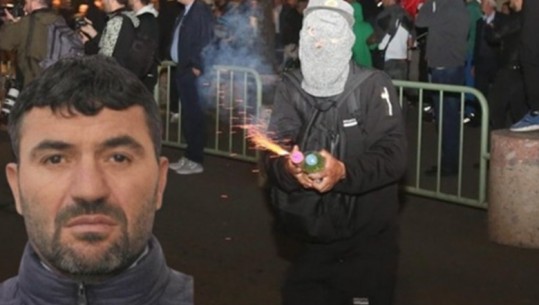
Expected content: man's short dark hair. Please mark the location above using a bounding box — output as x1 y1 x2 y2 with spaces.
8 55 162 161
117 0 129 7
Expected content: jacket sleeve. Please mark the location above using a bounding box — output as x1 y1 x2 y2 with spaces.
0 20 23 51
333 72 407 195
263 79 305 192
84 33 100 55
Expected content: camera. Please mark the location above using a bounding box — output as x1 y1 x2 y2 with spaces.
0 87 19 125
0 1 25 18
74 15 88 29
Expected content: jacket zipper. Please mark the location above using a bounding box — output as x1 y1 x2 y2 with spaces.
77 282 88 305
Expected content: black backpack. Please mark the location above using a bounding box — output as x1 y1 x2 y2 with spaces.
269 68 374 243
121 12 158 79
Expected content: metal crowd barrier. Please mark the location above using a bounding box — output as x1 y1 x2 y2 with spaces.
157 61 262 162
393 80 489 209
157 62 490 209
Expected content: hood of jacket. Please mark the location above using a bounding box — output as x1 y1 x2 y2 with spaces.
111 7 140 28
352 2 364 23
136 4 159 17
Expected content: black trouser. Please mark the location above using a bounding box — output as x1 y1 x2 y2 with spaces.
521 0 539 111
282 225 399 305
489 67 528 130
384 59 408 81
174 68 206 164
474 62 498 103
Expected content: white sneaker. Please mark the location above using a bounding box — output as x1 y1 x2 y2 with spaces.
170 112 180 123
169 157 188 170
175 159 204 175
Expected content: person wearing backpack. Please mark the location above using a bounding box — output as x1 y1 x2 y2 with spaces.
263 0 407 304
0 0 67 87
129 0 160 91
79 0 139 74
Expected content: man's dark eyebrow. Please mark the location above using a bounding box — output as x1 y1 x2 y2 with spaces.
100 135 145 154
30 140 73 158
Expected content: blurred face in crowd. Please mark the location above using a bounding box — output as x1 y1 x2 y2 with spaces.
381 0 396 7
286 0 298 8
101 0 112 12
6 106 168 282
509 0 522 12
481 0 495 15
24 0 40 14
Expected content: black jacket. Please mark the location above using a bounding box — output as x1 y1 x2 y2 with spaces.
473 13 503 71
0 236 193 305
169 0 214 73
487 11 521 69
265 64 407 242
85 7 138 71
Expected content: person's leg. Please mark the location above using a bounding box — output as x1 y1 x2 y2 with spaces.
176 70 206 165
282 245 333 305
511 0 539 131
464 51 477 119
520 0 539 111
430 67 463 174
331 226 399 305
488 69 512 130
169 66 180 114
508 70 529 124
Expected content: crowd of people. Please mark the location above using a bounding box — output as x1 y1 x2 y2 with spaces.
2 0 539 134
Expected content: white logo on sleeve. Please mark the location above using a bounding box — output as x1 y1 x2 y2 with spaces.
381 87 393 116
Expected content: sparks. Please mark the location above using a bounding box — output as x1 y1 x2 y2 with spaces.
241 124 289 156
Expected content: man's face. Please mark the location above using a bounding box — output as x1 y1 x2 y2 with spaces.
6 106 168 281
481 0 494 15
23 0 34 14
509 0 522 12
101 0 113 12
381 0 394 7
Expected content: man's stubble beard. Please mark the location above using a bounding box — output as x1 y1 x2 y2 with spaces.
21 192 157 283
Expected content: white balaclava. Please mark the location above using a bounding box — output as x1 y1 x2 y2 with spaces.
299 0 356 97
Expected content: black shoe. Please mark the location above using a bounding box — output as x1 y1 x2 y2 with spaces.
423 106 436 123
463 112 475 124
424 166 458 177
463 112 481 127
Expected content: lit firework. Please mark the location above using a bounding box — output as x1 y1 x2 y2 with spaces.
241 124 289 156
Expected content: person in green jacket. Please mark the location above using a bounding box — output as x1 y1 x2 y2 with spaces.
0 0 61 87
351 1 376 67
463 0 483 122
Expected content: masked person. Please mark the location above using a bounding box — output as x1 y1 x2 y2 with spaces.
0 55 193 305
264 0 407 304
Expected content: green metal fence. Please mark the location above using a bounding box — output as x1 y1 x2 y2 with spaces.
393 80 489 209
157 62 490 209
158 62 263 162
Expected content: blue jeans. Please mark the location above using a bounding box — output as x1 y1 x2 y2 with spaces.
464 52 476 114
431 66 465 172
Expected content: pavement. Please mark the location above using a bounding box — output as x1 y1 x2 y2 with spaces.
1 128 539 305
